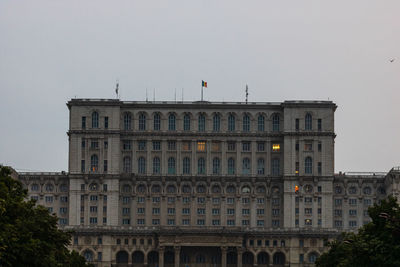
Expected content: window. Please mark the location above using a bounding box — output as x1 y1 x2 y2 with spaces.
305 208 312 214
349 198 357 205
335 220 343 227
318 142 322 152
137 219 145 225
258 115 265 131
295 161 299 175
168 208 175 214
60 196 68 202
138 157 146 174
228 114 235 131
182 141 191 151
104 160 108 172
123 140 132 150
257 142 265 151
138 113 146 130
90 155 98 172
305 157 313 174
227 158 235 175
197 219 205 225
363 187 372 195
137 208 145 214
123 113 131 130
305 219 312 226
213 114 220 131
257 158 265 175
104 117 109 129
212 197 220 204
81 139 85 148
335 199 342 206
304 197 312 203
166 140 176 151
364 198 372 206
242 220 250 226
295 118 299 130
227 208 235 215
197 141 206 152
271 158 280 175
167 157 176 174
212 141 221 152
153 141 161 150
242 142 251 151
122 208 130 215
349 209 357 216
212 220 220 225
182 219 190 225
257 198 265 204
122 196 130 204
123 157 131 173
272 114 280 132
153 157 161 174
92 112 99 128
183 157 191 174
242 158 251 175
198 158 206 174
152 185 161 193
138 140 146 151
227 197 235 204
349 221 357 227
349 186 357 194
227 220 235 226
198 114 206 131
318 119 322 131
212 158 220 174
153 113 161 130
305 113 312 130
82 117 86 129
242 209 250 215
152 208 160 214
197 208 206 215
295 142 299 151
90 217 97 224
168 114 176 131
318 162 322 175
167 219 175 225
227 141 236 151
183 113 191 131
304 142 313 151
212 208 220 215
242 198 250 204
272 220 280 227
243 114 250 132
197 185 206 194
90 140 99 149
272 143 280 152
335 186 343 194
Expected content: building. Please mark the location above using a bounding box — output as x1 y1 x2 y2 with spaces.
16 99 400 267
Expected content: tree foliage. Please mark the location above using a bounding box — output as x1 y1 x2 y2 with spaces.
316 196 400 267
0 166 92 267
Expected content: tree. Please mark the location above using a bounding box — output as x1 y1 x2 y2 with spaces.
0 165 93 267
316 196 400 267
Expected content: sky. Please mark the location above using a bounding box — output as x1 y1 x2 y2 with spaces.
0 0 399 173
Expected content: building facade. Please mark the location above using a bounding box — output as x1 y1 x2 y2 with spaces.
17 99 400 267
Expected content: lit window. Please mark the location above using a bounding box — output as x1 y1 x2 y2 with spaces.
197 141 206 152
272 144 280 152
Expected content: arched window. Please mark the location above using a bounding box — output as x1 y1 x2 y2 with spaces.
242 186 251 193
139 113 146 131
123 113 131 130
305 113 312 130
31 184 39 191
212 185 221 193
153 157 160 174
138 157 146 174
91 112 99 128
152 185 161 193
196 254 206 263
45 184 54 192
197 185 206 193
153 113 161 130
242 158 251 175
182 185 191 193
257 186 266 193
132 251 145 263
258 114 265 131
273 252 285 265
137 184 146 193
123 156 131 173
226 185 236 193
213 114 220 132
271 158 280 175
198 114 206 132
167 185 176 193
122 184 131 193
363 187 372 195
60 184 68 192
243 114 250 132
168 157 176 174
257 158 265 175
198 157 206 174
89 183 97 191
212 157 220 174
90 154 98 172
272 114 280 132
305 157 313 174
183 113 191 131
228 158 235 175
83 250 94 262
168 113 176 131
228 114 235 131
308 252 318 263
183 157 191 174
335 186 343 194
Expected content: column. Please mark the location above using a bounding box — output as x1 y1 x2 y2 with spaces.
237 248 243 267
174 246 181 267
221 247 227 267
159 247 164 267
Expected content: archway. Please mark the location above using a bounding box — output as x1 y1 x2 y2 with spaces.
242 251 254 266
257 252 269 266
82 250 94 263
116 250 129 266
273 252 285 266
164 251 175 267
227 251 238 266
148 251 159 267
132 251 145 266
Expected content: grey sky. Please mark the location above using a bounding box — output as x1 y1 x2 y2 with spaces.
0 0 399 172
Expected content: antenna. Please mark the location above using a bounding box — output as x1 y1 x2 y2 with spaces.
245 84 249 104
115 80 119 99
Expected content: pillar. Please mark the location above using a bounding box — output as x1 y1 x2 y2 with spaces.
159 247 164 267
221 247 227 267
237 248 243 267
174 246 181 267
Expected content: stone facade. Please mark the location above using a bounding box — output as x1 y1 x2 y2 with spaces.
17 99 400 267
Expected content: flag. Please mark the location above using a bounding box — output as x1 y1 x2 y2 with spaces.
202 80 207 88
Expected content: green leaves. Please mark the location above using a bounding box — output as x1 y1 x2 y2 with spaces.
317 197 400 267
0 166 92 267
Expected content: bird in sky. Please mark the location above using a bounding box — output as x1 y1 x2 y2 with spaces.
390 58 395 62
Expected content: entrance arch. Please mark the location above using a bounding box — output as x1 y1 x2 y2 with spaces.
273 252 285 266
116 250 129 266
132 251 145 266
148 251 159 267
257 252 269 266
242 251 254 266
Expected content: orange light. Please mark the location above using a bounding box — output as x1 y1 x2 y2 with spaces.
295 185 299 193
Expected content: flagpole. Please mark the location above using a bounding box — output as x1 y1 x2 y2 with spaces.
201 85 203 101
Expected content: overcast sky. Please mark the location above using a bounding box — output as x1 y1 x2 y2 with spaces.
0 0 399 173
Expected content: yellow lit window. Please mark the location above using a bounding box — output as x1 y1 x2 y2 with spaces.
212 142 221 152
272 144 280 152
182 141 191 151
197 141 206 152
